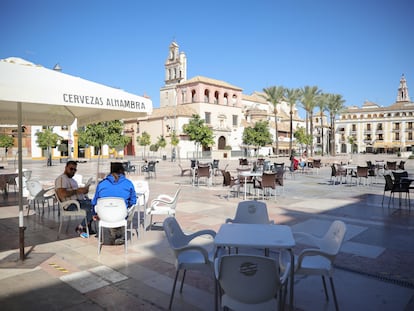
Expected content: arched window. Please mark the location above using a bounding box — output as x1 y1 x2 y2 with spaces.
191 90 196 103
204 89 210 103
224 93 228 105
214 91 219 104
232 94 237 106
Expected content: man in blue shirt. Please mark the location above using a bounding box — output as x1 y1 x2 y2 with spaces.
92 162 137 245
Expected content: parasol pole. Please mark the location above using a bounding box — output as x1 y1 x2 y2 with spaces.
18 102 26 260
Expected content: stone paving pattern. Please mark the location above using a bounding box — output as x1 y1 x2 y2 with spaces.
0 154 414 310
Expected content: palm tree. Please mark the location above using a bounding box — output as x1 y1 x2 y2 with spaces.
300 86 321 156
262 86 285 156
285 88 302 156
316 93 328 156
326 94 346 156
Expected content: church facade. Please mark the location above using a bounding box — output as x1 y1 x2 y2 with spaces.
124 41 304 160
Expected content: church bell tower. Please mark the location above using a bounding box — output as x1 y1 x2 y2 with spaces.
160 41 187 108
397 74 410 102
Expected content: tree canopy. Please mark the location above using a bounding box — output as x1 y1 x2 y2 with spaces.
242 121 272 155
78 120 130 154
183 114 214 158
35 127 63 165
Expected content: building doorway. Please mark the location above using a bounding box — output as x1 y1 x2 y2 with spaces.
218 136 226 150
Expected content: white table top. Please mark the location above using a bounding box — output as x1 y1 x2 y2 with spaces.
238 171 263 177
214 223 295 249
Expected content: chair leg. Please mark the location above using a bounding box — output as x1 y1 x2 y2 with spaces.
58 216 63 238
321 276 329 301
124 224 127 254
169 270 180 310
180 269 187 293
329 276 339 311
98 225 102 254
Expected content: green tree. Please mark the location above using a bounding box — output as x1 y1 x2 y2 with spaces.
78 120 130 156
242 121 272 157
348 135 357 153
183 114 214 160
300 86 321 156
261 86 285 156
0 134 14 159
285 87 302 156
326 94 346 156
294 126 313 154
35 127 63 166
137 131 151 159
157 135 167 158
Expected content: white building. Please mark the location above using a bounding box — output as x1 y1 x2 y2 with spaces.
126 41 304 160
335 74 414 156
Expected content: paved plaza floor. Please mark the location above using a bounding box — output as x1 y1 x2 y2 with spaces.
0 154 413 310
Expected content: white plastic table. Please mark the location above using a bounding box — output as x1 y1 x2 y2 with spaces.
238 171 262 199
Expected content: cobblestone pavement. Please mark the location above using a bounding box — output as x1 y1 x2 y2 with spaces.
0 154 413 310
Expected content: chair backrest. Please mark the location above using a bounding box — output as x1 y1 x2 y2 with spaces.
261 172 276 189
26 180 44 197
163 216 188 251
275 170 284 186
392 170 408 184
15 176 29 197
384 174 394 191
319 220 347 257
331 164 337 177
223 171 231 186
313 159 321 168
147 161 157 172
95 197 127 222
386 161 397 170
197 165 210 177
133 180 150 206
356 166 368 177
217 254 280 305
229 201 271 224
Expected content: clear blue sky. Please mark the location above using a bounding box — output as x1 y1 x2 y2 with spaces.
1 0 413 118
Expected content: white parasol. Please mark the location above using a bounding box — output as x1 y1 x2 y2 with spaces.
0 57 153 259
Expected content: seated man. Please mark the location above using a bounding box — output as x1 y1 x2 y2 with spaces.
92 162 137 245
55 160 94 237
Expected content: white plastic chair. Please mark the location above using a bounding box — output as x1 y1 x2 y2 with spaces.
95 197 128 254
226 200 274 224
26 180 55 214
132 179 150 238
55 191 89 239
215 254 289 311
279 220 347 311
147 187 180 231
163 217 216 310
